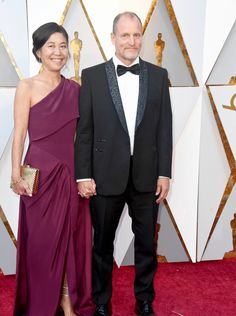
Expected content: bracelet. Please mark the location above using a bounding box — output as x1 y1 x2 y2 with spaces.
10 177 23 189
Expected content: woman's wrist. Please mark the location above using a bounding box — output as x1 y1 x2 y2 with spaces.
10 176 23 188
11 166 22 181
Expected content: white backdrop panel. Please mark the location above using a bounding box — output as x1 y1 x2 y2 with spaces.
202 185 236 261
121 237 134 266
114 205 133 267
210 86 236 160
171 0 206 85
0 221 16 275
168 89 202 262
157 203 189 262
0 0 29 77
207 21 236 84
197 87 230 260
203 0 236 83
0 40 20 86
141 0 193 86
0 89 15 157
171 87 201 146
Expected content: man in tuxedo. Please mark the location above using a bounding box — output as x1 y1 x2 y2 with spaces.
75 12 172 316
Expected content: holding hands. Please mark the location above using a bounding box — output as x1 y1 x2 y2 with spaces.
77 179 96 198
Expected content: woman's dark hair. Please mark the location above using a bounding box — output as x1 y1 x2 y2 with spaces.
32 22 69 63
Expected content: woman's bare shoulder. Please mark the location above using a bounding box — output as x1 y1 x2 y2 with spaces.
16 77 37 91
14 77 42 107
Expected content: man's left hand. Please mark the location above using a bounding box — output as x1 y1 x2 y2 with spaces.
155 178 170 204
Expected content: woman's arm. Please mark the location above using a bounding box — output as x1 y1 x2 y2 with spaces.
11 80 32 196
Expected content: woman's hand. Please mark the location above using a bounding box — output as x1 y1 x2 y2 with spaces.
11 178 32 197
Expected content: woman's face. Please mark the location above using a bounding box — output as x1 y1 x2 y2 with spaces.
37 32 68 71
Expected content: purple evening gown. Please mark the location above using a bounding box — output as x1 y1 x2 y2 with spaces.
13 77 95 316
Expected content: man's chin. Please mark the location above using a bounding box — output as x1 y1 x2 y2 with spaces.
124 54 139 63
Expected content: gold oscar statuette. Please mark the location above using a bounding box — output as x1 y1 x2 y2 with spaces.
228 76 236 85
224 213 236 259
70 31 82 84
154 33 165 67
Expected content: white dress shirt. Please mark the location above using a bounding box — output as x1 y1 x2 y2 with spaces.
113 55 139 155
113 56 168 180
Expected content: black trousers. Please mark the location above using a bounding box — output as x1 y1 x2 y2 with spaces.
90 165 159 305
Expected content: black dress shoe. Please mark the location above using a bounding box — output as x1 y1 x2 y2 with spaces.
94 304 111 316
135 300 156 316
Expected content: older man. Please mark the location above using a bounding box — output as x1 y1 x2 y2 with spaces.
75 12 172 316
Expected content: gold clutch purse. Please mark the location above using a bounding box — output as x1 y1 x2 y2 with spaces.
21 164 40 195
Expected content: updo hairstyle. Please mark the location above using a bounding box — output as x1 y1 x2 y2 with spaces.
32 22 69 63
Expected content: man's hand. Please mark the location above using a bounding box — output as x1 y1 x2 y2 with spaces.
77 179 97 198
155 178 170 204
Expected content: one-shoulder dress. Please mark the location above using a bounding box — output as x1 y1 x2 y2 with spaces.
13 77 94 316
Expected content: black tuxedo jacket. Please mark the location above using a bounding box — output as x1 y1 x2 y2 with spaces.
75 58 172 195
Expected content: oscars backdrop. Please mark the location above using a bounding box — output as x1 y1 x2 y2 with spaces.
0 0 236 274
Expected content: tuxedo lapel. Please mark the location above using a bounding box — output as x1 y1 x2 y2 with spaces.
135 59 148 130
105 59 128 134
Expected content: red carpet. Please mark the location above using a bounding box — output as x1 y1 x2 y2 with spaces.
1 260 236 316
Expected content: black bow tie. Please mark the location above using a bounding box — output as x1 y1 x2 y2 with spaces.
117 64 140 76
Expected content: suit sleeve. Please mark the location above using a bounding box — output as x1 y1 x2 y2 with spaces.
157 69 172 178
74 69 93 179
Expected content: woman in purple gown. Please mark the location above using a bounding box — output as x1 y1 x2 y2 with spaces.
10 22 94 316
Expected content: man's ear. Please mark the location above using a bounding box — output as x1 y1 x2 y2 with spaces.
111 33 115 45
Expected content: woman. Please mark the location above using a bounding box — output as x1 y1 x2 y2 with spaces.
11 22 94 316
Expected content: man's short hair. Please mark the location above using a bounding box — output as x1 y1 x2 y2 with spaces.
112 11 142 34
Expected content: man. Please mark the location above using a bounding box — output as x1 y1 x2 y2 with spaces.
75 12 172 316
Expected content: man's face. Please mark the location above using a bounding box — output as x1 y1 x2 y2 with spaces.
111 15 143 66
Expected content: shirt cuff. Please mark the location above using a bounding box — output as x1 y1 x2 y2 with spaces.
76 178 92 182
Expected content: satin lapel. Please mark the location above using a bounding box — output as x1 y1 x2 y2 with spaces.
135 59 148 130
105 59 128 134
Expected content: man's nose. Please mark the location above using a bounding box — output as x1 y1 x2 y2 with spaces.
129 36 135 45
